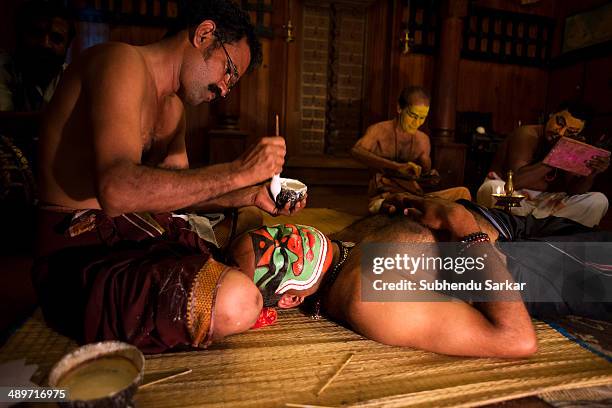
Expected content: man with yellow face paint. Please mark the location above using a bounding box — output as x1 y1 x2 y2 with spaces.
477 101 609 227
351 86 470 213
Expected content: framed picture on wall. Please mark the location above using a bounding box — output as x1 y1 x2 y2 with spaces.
562 2 612 54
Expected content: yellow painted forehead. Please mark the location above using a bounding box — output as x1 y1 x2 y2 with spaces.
556 110 585 131
405 104 429 118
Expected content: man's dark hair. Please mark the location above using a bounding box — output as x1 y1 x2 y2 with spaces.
556 100 592 123
16 0 76 45
175 0 263 73
398 86 430 109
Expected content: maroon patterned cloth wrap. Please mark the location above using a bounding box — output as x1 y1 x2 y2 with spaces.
32 208 224 354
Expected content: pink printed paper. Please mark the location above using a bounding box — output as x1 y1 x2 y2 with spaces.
543 137 610 176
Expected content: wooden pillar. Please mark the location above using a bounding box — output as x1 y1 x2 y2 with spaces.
430 0 468 187
431 0 467 142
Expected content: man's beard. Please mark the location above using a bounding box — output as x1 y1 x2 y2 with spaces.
208 83 222 101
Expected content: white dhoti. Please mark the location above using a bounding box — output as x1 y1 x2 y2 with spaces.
476 178 609 228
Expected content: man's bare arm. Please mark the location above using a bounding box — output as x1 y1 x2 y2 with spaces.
507 127 551 190
86 45 283 216
351 145 401 172
564 155 609 194
415 132 432 173
351 126 402 173
186 185 257 212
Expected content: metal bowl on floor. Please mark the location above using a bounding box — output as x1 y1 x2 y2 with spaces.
48 341 144 408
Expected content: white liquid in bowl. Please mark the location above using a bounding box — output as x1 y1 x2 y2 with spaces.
57 356 138 401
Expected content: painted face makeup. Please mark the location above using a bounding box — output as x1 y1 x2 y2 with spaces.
399 104 429 133
249 224 333 296
545 110 585 142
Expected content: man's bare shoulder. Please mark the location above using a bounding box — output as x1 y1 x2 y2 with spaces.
415 130 431 144
365 120 394 139
510 125 541 145
79 42 148 89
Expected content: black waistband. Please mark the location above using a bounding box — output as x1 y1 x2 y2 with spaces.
456 199 513 241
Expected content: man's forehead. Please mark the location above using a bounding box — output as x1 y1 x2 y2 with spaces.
406 104 429 116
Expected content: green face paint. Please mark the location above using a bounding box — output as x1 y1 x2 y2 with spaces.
249 224 332 295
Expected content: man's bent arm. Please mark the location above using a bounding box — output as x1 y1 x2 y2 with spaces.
351 145 402 173
347 293 536 358
186 185 259 212
514 162 553 191
98 161 255 216
506 128 551 190
351 125 403 173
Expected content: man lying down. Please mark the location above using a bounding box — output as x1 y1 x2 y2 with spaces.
35 196 610 357
230 195 611 358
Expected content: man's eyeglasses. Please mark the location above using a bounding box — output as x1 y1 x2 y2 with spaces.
214 33 239 90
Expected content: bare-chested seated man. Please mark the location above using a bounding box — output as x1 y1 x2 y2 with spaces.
351 86 470 214
33 0 305 353
477 101 610 227
230 196 611 358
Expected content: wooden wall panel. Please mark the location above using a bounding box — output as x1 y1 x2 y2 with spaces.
396 54 435 102
285 0 304 157
472 0 555 18
362 0 392 128
0 0 21 52
583 55 612 114
239 40 273 147
109 26 166 44
457 60 548 134
184 103 212 167
546 63 583 113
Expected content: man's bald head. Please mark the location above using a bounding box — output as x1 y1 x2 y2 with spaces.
398 86 430 109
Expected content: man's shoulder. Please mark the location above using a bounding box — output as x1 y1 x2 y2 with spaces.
512 124 541 140
415 129 430 143
507 125 541 147
79 43 148 89
366 120 394 136
81 43 146 75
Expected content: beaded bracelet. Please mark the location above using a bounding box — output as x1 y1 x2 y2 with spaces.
458 232 490 255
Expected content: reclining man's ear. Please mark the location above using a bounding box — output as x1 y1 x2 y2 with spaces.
278 293 305 309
